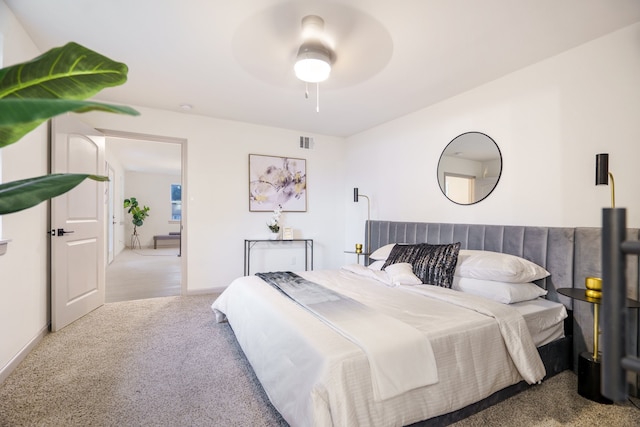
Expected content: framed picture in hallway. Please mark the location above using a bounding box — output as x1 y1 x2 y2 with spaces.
248 154 307 212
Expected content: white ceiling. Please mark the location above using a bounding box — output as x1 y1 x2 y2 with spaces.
6 0 640 140
106 137 182 176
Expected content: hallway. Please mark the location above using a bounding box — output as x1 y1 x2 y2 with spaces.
106 247 181 303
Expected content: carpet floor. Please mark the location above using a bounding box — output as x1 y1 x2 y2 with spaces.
106 248 181 303
1 295 639 426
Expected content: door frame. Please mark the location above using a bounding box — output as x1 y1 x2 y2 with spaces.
107 162 116 264
99 129 188 295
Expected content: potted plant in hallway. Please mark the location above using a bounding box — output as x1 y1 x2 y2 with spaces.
124 197 150 249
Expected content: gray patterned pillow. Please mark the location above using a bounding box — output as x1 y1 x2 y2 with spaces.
382 242 461 288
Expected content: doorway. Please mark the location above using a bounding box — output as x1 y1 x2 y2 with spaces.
444 173 475 205
102 130 187 303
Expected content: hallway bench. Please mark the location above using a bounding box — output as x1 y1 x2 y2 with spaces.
153 232 181 249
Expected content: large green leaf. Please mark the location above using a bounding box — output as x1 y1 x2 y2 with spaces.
0 42 128 99
0 42 138 147
0 42 137 216
0 99 139 148
0 174 108 215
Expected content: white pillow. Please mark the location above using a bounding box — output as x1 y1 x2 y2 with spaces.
367 260 385 271
452 277 547 304
455 250 550 283
369 243 398 261
384 262 423 286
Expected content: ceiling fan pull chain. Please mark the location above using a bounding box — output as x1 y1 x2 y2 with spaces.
305 82 309 99
316 83 320 113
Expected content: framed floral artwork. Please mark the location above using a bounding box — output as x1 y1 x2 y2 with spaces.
249 154 307 212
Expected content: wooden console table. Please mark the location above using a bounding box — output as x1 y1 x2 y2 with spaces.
244 239 313 276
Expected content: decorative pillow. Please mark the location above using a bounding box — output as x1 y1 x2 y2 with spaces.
452 277 548 304
382 242 461 288
367 260 385 271
383 262 423 286
455 250 550 283
369 243 399 261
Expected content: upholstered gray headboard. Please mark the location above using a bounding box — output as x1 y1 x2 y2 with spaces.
367 221 574 304
366 220 640 373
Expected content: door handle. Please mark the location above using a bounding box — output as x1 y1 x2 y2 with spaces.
57 228 74 236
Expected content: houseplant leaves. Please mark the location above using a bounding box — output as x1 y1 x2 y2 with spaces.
0 41 139 148
0 99 138 149
0 42 139 215
0 174 109 215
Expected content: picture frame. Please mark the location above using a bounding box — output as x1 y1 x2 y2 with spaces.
249 154 307 212
282 227 294 240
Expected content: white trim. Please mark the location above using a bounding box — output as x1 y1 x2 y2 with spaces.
0 325 48 384
0 239 11 256
187 287 226 296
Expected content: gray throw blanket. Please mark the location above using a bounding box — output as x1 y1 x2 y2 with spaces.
257 271 350 305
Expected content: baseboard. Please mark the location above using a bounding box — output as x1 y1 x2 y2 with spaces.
0 325 49 384
187 286 226 296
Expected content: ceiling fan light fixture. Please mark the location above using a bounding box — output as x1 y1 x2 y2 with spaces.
294 42 332 83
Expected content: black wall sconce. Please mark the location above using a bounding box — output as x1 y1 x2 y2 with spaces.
353 188 371 255
596 153 615 208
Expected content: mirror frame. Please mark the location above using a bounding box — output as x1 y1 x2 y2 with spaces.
437 132 502 205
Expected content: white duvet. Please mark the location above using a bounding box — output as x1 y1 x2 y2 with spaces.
212 267 546 427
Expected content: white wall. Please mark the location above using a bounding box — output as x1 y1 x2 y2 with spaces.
123 171 181 248
82 108 347 292
343 23 640 248
0 1 50 380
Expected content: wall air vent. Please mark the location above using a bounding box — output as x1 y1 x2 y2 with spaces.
299 136 314 149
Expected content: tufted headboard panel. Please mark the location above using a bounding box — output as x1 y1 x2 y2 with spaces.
367 220 575 303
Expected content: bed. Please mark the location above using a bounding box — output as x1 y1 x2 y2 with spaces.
212 221 579 426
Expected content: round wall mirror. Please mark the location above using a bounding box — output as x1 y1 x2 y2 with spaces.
437 132 502 205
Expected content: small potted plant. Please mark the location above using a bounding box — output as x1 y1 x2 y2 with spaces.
266 205 282 239
124 197 150 248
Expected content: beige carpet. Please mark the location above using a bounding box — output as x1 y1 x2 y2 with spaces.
1 295 639 426
451 373 640 427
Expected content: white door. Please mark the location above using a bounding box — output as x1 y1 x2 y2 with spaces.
51 114 106 331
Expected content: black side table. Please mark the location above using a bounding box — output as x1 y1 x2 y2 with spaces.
558 287 640 404
244 239 313 276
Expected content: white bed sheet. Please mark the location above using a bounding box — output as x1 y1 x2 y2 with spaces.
212 269 547 427
512 297 568 347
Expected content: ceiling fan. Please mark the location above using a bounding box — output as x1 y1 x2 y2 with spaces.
231 3 393 109
293 15 335 112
